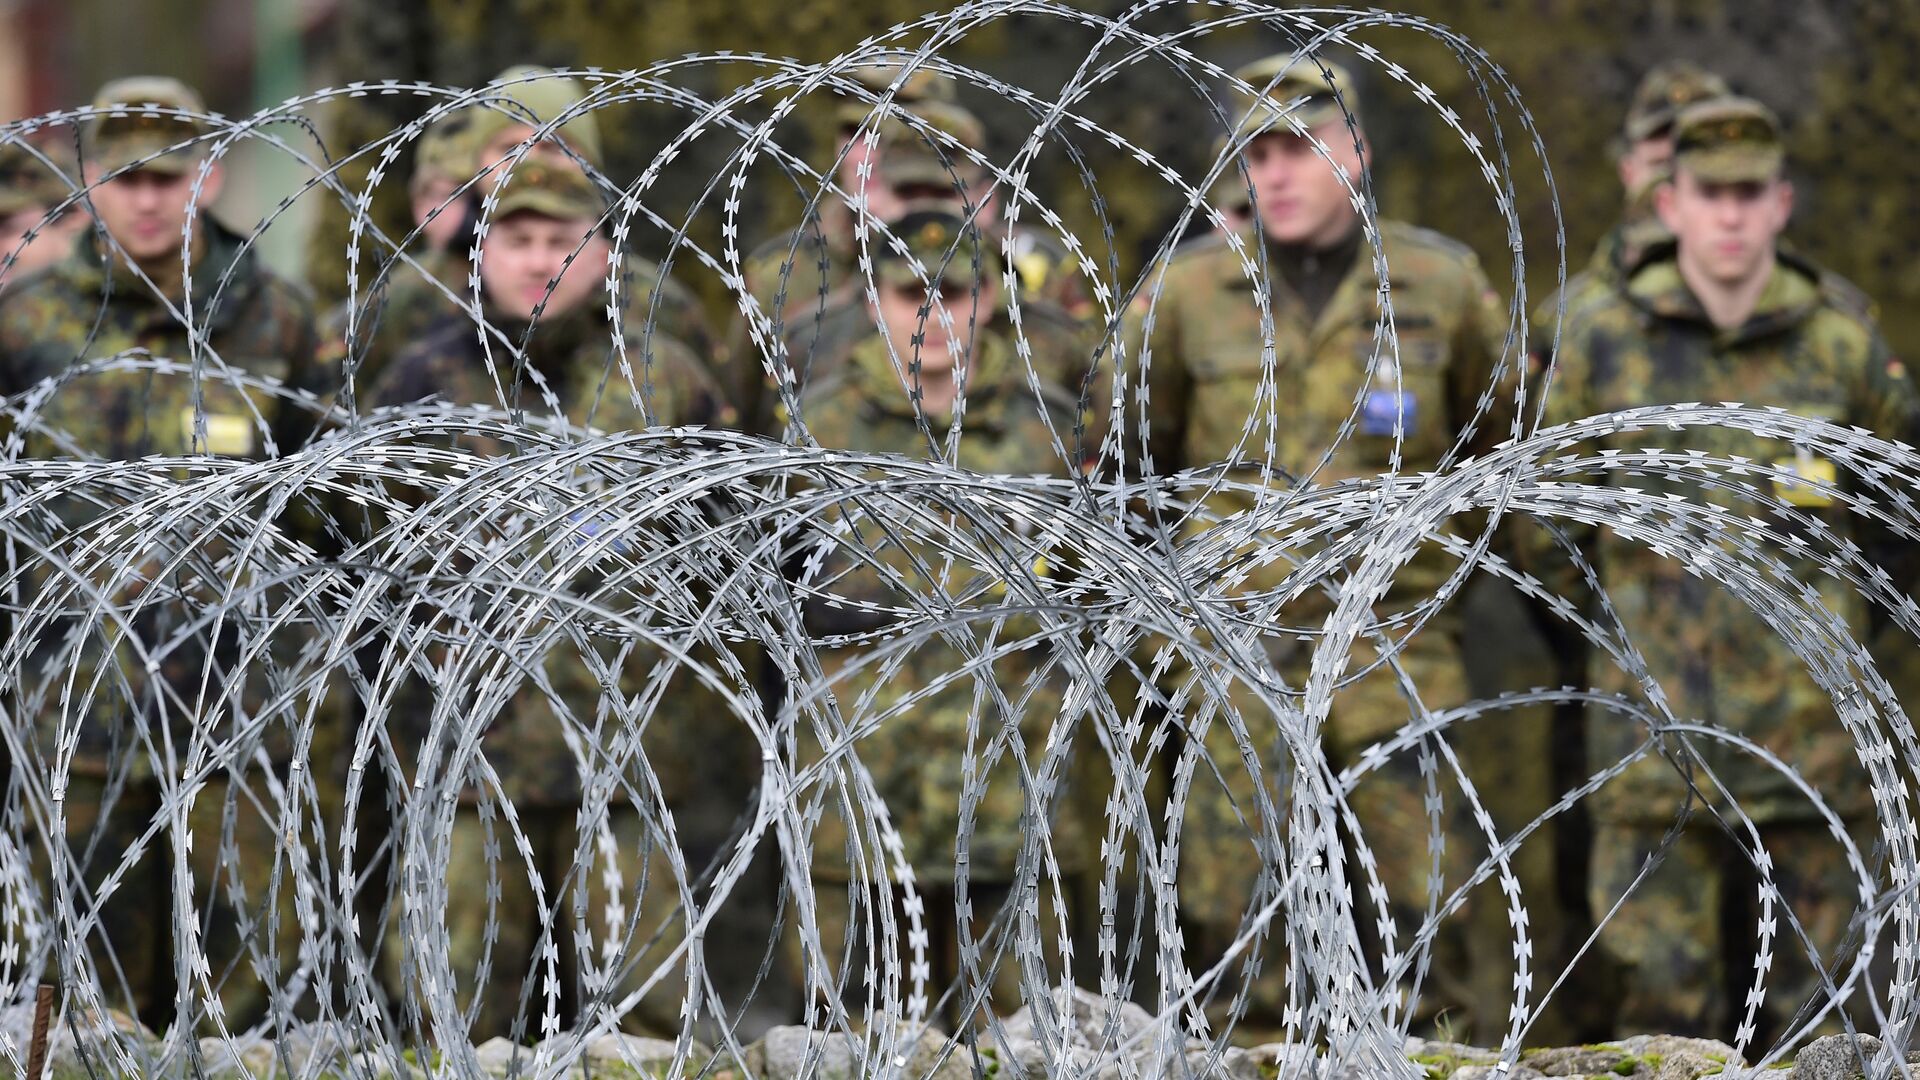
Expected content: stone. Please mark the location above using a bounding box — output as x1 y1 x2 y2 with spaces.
999 985 1156 1049
474 1035 532 1075
0 1001 161 1079
1790 1033 1902 1080
1451 1067 1548 1080
1519 1042 1631 1075
758 1022 973 1080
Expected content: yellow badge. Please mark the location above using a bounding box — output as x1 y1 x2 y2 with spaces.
181 409 255 456
1773 452 1837 508
1013 251 1051 292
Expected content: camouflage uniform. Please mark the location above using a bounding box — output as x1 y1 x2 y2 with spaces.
1528 63 1729 362
320 66 725 411
0 219 321 457
369 156 739 1040
1541 99 1918 1042
731 96 1092 435
1130 54 1513 1039
0 77 323 1032
784 208 1093 1021
0 135 83 287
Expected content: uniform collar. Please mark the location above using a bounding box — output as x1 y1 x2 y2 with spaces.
847 326 1015 424
62 214 258 332
1626 243 1822 343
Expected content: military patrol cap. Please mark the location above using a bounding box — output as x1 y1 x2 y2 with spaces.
834 62 958 132
1230 52 1358 137
1671 96 1785 183
1623 61 1731 143
492 157 604 222
0 139 75 215
466 65 605 170
1206 134 1252 213
412 111 477 191
875 205 999 289
875 100 987 190
84 76 212 175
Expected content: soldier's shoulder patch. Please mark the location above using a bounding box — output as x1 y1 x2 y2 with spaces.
1887 357 1907 381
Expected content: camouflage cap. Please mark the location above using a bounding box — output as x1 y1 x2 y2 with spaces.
84 76 212 176
492 157 605 222
874 204 999 289
874 100 987 191
0 139 76 215
466 65 605 171
834 62 958 131
1206 134 1252 213
1623 61 1731 143
412 110 477 191
1230 52 1358 137
1671 96 1785 183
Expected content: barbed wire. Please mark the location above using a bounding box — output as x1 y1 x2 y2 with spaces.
0 2 1913 1077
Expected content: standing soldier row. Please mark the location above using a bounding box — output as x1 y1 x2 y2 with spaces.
0 48 1911 1052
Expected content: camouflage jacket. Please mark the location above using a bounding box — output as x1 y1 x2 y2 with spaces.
1543 244 1919 822
728 217 1098 436
0 219 320 775
1526 204 1672 374
795 328 1091 882
333 249 719 419
372 294 733 808
1131 219 1513 618
0 217 320 460
772 293 1105 460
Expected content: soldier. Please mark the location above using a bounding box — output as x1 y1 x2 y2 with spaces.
1128 52 1512 1039
370 152 735 1040
1542 97 1916 1043
733 78 1091 433
745 110 1099 448
786 205 1091 1025
0 135 87 286
0 76 321 1031
1528 63 1729 370
327 65 716 410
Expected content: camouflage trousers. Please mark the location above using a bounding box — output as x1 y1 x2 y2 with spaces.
38 768 318 1033
1590 814 1880 1045
1171 626 1483 1043
382 800 693 1044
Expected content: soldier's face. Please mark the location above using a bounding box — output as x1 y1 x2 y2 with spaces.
1 204 84 281
410 173 467 252
1617 136 1674 199
1657 170 1793 286
478 211 613 322
1242 127 1364 248
871 276 997 379
84 163 221 264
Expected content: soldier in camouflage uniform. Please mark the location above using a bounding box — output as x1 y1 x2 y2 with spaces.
0 77 322 1030
370 153 738 1040
325 65 717 411
1128 53 1513 1039
0 135 86 287
1527 63 1729 366
785 205 1093 1024
732 77 1092 434
1541 97 1916 1043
